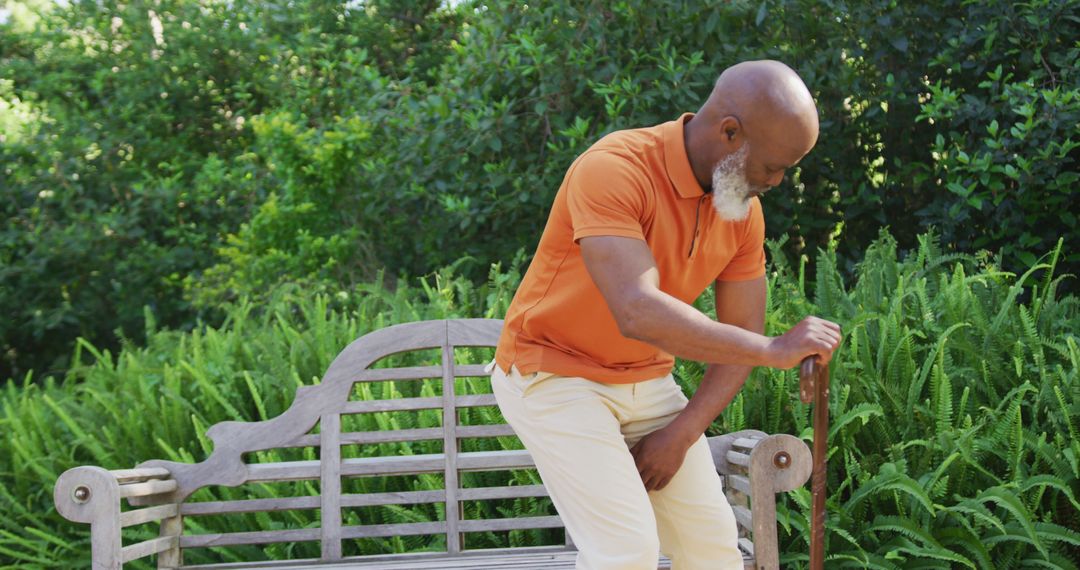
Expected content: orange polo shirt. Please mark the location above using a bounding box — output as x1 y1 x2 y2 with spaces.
494 113 766 384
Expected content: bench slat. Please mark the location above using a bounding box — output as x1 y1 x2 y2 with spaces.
452 364 491 377
119 503 179 527
341 397 445 414
244 449 537 482
110 467 171 484
180 516 568 549
339 394 498 415
181 528 320 549
174 545 579 570
320 412 343 560
458 485 548 501
441 341 463 555
120 535 178 563
457 424 517 439
727 474 751 496
118 479 178 498
182 496 321 516
353 366 444 382
732 504 753 532
179 485 552 517
287 424 517 449
726 450 751 469
341 521 447 539
458 516 563 533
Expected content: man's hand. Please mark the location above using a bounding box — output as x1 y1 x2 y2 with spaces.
629 426 694 492
766 316 843 369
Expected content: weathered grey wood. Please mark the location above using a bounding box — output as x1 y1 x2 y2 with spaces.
726 450 752 469
54 466 123 569
119 504 178 527
751 434 813 493
344 490 445 507
181 497 320 516
135 320 479 504
181 528 320 549
442 339 463 555
340 394 497 414
237 448 536 484
709 430 767 475
452 364 492 377
179 485 550 517
110 468 172 484
457 516 564 533
340 521 447 539
177 546 582 570
458 485 549 501
456 394 498 407
158 509 183 568
55 318 816 570
733 438 764 455
287 423 516 448
118 479 178 499
319 412 342 560
446 318 504 346
747 434 812 570
121 536 178 564
732 504 753 531
340 397 445 414
353 366 444 382
727 473 752 496
457 424 518 438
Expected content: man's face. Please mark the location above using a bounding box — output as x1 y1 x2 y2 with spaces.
710 143 769 221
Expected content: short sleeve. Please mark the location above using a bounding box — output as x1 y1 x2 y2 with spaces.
716 197 766 281
565 151 651 243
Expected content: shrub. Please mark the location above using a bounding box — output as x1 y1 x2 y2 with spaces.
3 232 1077 567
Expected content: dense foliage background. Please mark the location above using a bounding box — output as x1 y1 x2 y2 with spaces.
3 0 1078 380
1 0 1078 568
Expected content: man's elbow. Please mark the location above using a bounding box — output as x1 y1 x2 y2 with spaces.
612 295 659 342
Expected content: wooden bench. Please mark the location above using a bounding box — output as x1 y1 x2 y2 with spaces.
54 318 812 569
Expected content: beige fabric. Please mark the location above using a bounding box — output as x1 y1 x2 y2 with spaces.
488 362 743 570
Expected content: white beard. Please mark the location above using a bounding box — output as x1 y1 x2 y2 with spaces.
710 145 764 222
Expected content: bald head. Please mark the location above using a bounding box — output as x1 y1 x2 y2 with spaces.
702 60 818 151
683 60 819 193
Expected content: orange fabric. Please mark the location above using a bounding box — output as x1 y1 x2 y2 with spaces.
495 113 766 384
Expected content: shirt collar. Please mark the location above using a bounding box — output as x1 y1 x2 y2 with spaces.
663 112 706 198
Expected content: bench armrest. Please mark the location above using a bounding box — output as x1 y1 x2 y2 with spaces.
55 466 183 569
709 431 812 570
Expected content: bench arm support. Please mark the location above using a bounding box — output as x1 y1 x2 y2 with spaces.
55 466 181 569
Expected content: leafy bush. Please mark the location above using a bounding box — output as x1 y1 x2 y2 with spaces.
699 232 1080 568
3 232 1077 568
915 0 1080 271
0 0 461 379
4 0 1078 381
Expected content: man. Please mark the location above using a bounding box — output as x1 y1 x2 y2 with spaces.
487 60 843 570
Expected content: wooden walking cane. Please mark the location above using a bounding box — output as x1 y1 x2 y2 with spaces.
799 356 829 570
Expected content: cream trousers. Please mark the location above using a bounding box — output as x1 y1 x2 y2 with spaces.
488 363 742 570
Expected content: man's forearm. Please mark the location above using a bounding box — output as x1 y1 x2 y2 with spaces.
622 289 772 366
665 363 753 446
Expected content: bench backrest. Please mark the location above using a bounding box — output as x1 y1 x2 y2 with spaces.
130 318 566 563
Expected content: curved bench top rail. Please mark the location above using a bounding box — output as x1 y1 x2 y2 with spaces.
134 319 504 504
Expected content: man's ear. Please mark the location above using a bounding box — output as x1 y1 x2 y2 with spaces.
719 115 742 142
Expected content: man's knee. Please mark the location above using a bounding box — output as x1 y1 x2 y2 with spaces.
576 531 661 570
